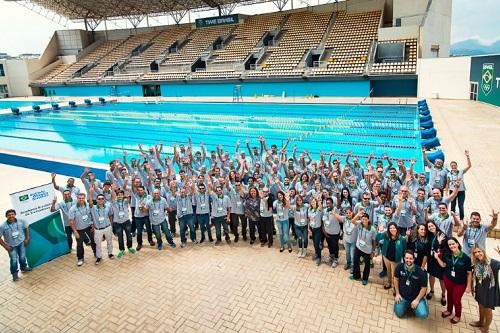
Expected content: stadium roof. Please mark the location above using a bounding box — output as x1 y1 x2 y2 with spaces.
7 0 277 21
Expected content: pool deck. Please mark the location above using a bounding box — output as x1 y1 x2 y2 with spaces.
0 98 499 333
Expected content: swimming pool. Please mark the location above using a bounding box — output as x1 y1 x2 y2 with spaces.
0 101 423 172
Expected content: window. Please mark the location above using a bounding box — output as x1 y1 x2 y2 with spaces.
0 85 8 98
470 82 478 101
0 64 4 76
430 45 440 58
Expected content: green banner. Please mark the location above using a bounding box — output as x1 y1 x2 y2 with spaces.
195 14 239 28
470 55 500 107
25 211 69 268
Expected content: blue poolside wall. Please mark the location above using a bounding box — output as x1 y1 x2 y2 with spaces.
47 80 373 97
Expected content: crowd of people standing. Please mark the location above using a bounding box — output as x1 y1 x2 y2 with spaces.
2 136 499 330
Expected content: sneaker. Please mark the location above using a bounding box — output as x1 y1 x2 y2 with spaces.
315 258 321 266
343 263 351 270
95 258 102 265
193 240 199 245
158 244 163 251
349 275 360 281
378 270 387 278
280 247 284 253
332 259 338 268
374 247 381 257
250 240 254 245
242 235 247 241
77 259 84 267
108 254 114 259
181 242 186 248
297 249 303 258
301 249 307 258
235 235 239 243
226 239 231 245
288 246 292 253
131 232 136 237
200 236 205 244
12 273 19 282
21 267 32 273
362 280 369 286
267 243 272 248
215 240 221 246
169 243 176 249
128 247 136 254
117 250 124 258
149 241 156 247
136 244 142 251
209 238 214 243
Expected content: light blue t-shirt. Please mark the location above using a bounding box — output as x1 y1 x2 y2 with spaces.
0 219 28 247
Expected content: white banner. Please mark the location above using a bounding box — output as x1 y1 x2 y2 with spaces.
10 183 55 225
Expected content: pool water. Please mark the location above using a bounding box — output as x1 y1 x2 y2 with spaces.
0 100 47 109
0 101 423 171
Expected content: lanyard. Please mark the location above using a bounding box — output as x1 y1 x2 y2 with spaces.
118 200 125 211
467 226 479 240
7 222 19 233
404 265 415 280
77 204 88 216
452 252 462 270
360 226 371 241
96 205 106 217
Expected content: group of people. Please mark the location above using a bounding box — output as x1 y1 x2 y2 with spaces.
2 136 499 330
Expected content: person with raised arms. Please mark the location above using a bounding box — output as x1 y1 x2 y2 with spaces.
457 210 498 256
68 193 96 267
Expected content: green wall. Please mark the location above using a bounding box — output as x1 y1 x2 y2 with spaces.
470 55 500 107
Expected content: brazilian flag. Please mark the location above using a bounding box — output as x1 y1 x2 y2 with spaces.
26 212 69 268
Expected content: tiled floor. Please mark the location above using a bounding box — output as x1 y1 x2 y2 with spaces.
0 99 499 333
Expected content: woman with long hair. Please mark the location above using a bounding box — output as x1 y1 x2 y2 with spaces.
376 222 407 293
470 245 500 332
407 224 430 269
425 221 448 306
308 196 323 265
433 237 472 324
273 191 292 253
242 187 260 245
337 187 356 215
293 195 309 258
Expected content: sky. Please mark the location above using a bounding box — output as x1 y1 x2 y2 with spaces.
0 0 499 56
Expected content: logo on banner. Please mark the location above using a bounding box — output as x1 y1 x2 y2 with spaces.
19 194 29 202
481 63 494 96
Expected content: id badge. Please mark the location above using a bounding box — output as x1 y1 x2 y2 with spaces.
322 215 328 222
434 177 440 183
12 231 19 239
414 252 418 258
182 207 187 213
200 203 206 209
401 210 407 217
278 213 284 219
82 214 89 222
300 218 305 224
98 216 105 222
406 280 410 286
118 211 125 218
430 250 435 256
346 231 352 236
236 201 242 207
153 209 160 216
467 239 475 247
359 239 367 247
260 208 264 214
451 270 456 278
217 207 223 213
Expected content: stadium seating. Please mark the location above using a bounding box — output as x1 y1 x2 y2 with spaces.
310 10 381 76
33 7 420 85
370 39 417 74
125 24 192 70
210 12 286 64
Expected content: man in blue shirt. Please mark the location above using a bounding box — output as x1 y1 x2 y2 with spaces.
0 209 32 281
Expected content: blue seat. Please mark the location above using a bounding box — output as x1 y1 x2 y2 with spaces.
98 97 106 104
420 115 432 123
32 105 42 113
422 137 440 149
84 99 92 106
421 128 437 139
11 107 20 115
69 101 77 108
420 120 434 129
419 110 430 116
426 150 445 163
